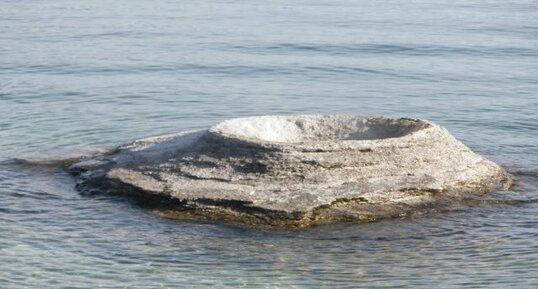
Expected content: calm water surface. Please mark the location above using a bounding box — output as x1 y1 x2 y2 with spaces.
1 0 537 288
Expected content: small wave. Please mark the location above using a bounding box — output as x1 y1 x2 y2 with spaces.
10 148 110 169
0 207 51 214
510 170 538 178
227 43 538 57
462 197 538 206
13 157 86 169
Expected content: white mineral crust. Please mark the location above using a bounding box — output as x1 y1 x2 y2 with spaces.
71 115 511 225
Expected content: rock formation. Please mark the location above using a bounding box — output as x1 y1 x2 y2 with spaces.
70 115 511 226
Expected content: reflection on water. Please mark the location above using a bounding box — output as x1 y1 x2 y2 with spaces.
1 163 537 288
1 0 537 287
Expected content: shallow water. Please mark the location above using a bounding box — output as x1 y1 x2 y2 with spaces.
1 0 537 288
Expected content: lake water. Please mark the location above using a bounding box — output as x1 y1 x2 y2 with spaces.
1 0 537 288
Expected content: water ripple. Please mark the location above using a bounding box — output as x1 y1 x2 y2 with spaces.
1 0 537 287
229 43 538 57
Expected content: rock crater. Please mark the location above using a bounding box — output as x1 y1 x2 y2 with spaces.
70 115 511 226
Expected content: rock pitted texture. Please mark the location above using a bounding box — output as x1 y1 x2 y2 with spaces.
70 115 511 226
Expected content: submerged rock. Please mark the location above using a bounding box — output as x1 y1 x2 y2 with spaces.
70 115 511 226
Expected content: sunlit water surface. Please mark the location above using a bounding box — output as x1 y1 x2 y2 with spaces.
1 0 537 288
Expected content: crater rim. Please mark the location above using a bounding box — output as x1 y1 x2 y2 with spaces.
208 115 432 145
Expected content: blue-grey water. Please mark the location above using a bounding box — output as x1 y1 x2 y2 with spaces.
1 0 537 288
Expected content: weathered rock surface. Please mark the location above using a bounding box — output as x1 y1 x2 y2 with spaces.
70 115 511 226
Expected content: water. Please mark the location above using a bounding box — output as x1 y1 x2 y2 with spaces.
1 0 537 287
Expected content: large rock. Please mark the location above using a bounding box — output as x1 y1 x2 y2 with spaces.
70 115 511 226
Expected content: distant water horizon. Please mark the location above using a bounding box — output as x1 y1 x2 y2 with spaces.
1 0 537 288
